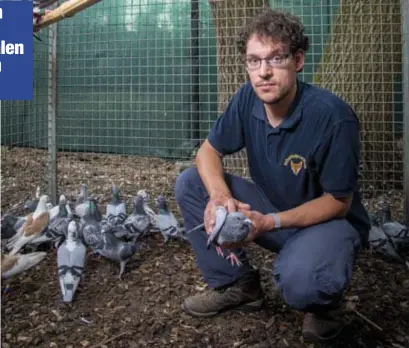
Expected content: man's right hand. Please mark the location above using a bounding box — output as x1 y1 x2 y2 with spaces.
204 194 251 235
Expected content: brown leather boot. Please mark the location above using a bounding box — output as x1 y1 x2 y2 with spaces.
182 269 264 317
302 312 343 342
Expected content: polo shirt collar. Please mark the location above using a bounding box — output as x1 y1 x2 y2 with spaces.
252 78 304 130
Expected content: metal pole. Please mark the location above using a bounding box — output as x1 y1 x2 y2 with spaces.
190 0 200 142
402 0 409 225
47 23 58 205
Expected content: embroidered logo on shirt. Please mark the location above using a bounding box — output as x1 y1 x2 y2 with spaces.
284 154 307 176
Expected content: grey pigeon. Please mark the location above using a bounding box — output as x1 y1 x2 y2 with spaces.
368 212 403 262
106 184 127 226
376 203 409 251
207 206 252 266
57 220 87 303
1 214 26 240
97 228 139 279
24 186 41 213
47 194 73 220
154 194 185 245
123 194 151 239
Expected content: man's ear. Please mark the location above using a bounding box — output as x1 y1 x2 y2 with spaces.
294 50 305 73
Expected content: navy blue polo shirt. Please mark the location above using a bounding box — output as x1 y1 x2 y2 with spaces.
208 79 370 243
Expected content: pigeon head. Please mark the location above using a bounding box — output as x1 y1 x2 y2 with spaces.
155 195 167 211
112 184 120 197
38 195 50 210
377 202 392 223
86 198 102 221
137 190 148 200
133 195 145 214
58 195 67 208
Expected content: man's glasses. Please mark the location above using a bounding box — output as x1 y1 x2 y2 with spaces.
245 54 291 70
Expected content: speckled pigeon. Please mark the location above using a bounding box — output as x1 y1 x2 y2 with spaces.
123 194 151 240
106 184 127 226
36 195 72 248
80 198 104 250
57 220 87 303
137 190 157 226
207 206 252 267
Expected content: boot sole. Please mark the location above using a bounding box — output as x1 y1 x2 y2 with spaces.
181 298 264 318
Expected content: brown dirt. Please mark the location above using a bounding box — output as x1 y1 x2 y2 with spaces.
1 146 409 348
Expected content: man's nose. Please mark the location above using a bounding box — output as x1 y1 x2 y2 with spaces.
258 60 272 78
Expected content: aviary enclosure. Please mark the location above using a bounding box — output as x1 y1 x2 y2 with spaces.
1 0 409 347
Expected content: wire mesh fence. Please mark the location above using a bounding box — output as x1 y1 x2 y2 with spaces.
1 25 54 214
1 0 407 222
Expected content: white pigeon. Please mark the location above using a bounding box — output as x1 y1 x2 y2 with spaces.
8 195 50 255
57 220 87 303
1 251 47 279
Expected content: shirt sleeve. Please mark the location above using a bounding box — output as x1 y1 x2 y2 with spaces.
207 86 246 156
314 120 361 198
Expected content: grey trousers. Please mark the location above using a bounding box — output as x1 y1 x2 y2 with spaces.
175 167 362 312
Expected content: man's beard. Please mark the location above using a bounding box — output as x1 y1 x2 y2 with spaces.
257 86 291 105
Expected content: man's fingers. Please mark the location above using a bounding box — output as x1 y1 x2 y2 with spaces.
237 201 251 211
227 199 236 213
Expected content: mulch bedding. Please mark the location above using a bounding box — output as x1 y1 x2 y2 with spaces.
1 146 408 348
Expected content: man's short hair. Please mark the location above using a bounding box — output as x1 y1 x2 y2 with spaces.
237 8 310 55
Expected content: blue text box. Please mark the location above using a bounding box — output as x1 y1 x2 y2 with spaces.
0 0 33 100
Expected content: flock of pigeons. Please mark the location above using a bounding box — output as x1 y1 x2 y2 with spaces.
1 185 408 303
1 184 188 302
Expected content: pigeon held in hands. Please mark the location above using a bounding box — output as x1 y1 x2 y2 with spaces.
207 206 253 267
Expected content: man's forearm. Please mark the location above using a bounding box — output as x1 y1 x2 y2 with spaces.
196 140 231 199
267 193 352 230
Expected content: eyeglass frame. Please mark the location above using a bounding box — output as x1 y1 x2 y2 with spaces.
244 53 292 70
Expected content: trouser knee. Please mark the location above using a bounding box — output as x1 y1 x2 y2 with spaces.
174 167 201 205
274 265 347 312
